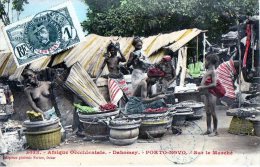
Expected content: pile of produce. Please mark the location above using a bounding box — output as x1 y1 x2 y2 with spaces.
74 104 97 114
145 107 168 113
99 103 117 111
26 111 43 122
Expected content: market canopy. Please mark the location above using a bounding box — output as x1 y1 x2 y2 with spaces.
0 25 204 79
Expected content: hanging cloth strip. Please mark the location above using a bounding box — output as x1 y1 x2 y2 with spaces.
243 22 251 68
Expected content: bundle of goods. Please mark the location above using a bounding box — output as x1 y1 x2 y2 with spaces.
26 111 44 122
109 118 141 146
99 103 117 112
65 62 107 107
1 120 22 132
227 107 260 118
23 118 61 149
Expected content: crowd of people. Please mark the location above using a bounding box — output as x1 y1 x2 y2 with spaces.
17 36 245 138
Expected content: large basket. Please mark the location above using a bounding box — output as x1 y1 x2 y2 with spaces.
228 117 254 135
24 127 61 150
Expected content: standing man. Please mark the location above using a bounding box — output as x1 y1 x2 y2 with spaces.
95 42 130 105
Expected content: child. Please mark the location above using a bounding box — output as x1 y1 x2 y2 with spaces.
198 54 225 137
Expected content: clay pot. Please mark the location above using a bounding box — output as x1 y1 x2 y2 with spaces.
109 118 141 146
139 117 171 138
109 137 138 146
80 120 109 138
110 128 139 139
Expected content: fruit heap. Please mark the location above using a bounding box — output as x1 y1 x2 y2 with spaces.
26 111 44 122
99 103 117 111
145 107 168 113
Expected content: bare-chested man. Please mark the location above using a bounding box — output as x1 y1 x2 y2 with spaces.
22 69 56 119
95 42 130 104
126 68 166 114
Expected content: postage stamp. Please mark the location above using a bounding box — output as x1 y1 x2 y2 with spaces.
4 2 84 67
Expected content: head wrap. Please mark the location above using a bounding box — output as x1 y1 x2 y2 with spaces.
162 55 172 62
147 68 165 77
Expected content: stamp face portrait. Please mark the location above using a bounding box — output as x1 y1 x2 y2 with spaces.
4 2 84 67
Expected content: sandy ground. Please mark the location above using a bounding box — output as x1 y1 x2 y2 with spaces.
3 106 260 167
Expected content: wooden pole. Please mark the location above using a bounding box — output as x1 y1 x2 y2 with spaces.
196 36 199 62
203 33 206 64
237 19 242 108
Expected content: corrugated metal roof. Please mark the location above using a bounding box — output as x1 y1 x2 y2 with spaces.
0 22 10 53
0 28 203 79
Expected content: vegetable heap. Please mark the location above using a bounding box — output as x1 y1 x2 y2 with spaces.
145 107 168 113
74 104 97 114
99 103 117 111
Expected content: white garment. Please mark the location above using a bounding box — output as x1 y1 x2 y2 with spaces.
131 69 146 91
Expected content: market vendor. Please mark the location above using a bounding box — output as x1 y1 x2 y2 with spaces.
94 42 130 105
125 68 166 114
127 37 151 90
156 55 176 92
22 69 58 120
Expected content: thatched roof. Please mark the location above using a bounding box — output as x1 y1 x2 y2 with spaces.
0 26 203 79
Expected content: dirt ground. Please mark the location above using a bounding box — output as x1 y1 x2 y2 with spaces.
4 106 260 167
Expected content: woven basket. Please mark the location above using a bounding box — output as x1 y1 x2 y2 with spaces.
228 117 254 135
24 127 61 150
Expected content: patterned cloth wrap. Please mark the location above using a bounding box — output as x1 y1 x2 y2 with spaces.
216 59 237 99
108 72 131 105
44 107 64 132
125 96 165 114
44 107 57 120
205 78 226 98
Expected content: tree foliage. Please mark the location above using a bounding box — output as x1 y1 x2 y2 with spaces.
82 0 259 42
0 0 28 25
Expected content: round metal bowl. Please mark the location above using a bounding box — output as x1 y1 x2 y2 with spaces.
109 118 142 127
23 118 60 132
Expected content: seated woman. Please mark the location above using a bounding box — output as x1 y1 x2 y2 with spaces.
125 68 166 114
22 69 58 120
156 55 176 92
127 37 151 91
